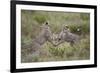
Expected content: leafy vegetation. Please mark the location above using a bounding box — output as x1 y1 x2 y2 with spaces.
21 10 90 63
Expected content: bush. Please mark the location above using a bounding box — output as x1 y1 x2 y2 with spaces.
68 21 90 35
21 10 90 62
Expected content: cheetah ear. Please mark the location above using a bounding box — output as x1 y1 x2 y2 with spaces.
65 25 69 29
44 21 50 26
45 21 51 27
45 21 49 25
41 21 49 27
62 25 69 30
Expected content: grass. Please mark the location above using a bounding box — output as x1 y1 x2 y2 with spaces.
21 10 90 63
21 35 90 62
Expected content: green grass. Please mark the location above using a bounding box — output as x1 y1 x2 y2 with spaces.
21 10 90 63
21 35 90 62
